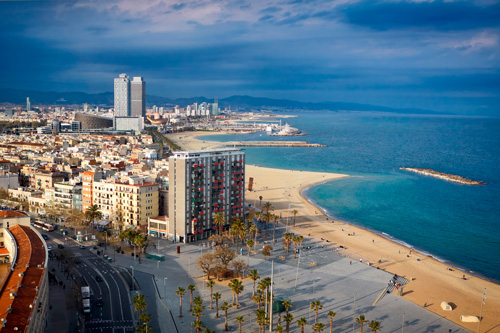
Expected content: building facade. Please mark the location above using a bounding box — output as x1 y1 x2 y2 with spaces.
114 73 130 117
168 148 245 243
131 76 146 117
114 179 159 228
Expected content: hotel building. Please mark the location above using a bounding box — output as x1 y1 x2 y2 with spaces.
168 148 245 243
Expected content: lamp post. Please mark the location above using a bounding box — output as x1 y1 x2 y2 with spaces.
477 288 487 333
130 266 135 291
164 277 168 300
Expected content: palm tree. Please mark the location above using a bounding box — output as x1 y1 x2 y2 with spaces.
246 239 254 264
249 223 258 243
84 204 102 234
206 279 215 309
193 296 203 307
312 322 326 332
213 212 225 235
283 232 293 255
256 308 268 333
191 302 205 333
176 287 186 317
133 293 147 315
355 315 369 333
327 311 336 333
276 325 285 333
228 278 244 308
310 301 323 324
187 284 196 311
191 319 204 333
203 328 216 333
220 301 232 331
263 201 273 214
297 317 308 333
259 195 263 207
212 292 221 318
283 312 294 333
292 235 300 259
249 269 260 296
272 214 279 242
235 316 244 333
291 209 298 225
262 211 272 234
282 299 293 315
368 320 381 332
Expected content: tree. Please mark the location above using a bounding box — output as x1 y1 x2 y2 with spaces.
191 319 204 333
85 204 102 232
310 301 323 325
276 325 284 333
327 311 336 333
213 212 226 235
312 322 326 332
256 308 268 333
263 202 273 214
297 317 308 333
368 320 381 333
212 292 222 318
292 235 300 259
235 315 244 333
228 278 244 308
220 301 232 331
282 299 293 315
230 258 249 279
138 312 152 333
197 252 217 280
176 287 186 317
214 244 237 270
133 293 147 315
283 313 294 333
272 214 279 242
246 238 254 263
259 195 263 207
249 269 260 296
355 315 369 333
283 232 293 255
191 303 206 333
187 284 196 312
262 212 273 234
249 223 258 243
206 279 215 309
291 209 298 225
262 244 273 260
203 328 216 333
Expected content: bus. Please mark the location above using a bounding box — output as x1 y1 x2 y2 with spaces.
33 220 54 232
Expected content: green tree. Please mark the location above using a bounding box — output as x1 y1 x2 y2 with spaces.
355 315 369 333
259 195 263 207
327 311 336 333
213 212 225 235
310 301 323 325
282 299 293 315
262 245 273 260
228 278 244 308
212 292 221 318
291 209 298 225
84 204 102 233
276 325 285 333
187 284 196 311
368 320 381 333
249 269 260 297
272 214 279 242
283 232 293 255
283 312 294 333
191 319 204 333
133 293 147 315
235 315 244 333
206 279 215 309
220 301 232 332
297 317 308 333
246 238 255 264
313 322 326 332
176 287 186 317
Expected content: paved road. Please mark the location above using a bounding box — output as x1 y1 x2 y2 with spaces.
44 231 134 333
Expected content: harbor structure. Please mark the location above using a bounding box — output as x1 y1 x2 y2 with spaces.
168 148 245 243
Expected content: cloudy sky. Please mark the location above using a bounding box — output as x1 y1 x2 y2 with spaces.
1 0 499 114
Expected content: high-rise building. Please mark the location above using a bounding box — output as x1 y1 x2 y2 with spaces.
26 97 30 112
168 148 245 243
131 76 146 117
114 73 130 116
212 98 218 116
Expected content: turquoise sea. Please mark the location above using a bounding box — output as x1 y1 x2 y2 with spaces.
199 111 500 281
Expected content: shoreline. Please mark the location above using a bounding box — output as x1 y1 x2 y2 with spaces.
168 130 500 332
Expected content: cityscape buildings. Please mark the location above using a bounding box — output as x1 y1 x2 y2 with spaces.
114 73 130 117
131 76 146 117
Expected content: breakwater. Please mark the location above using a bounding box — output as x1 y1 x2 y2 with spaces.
224 141 326 147
400 168 485 185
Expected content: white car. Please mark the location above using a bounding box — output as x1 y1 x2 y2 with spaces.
47 246 52 252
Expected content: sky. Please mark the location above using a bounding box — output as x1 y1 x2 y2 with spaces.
0 0 499 115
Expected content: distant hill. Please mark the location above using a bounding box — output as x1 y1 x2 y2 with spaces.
0 88 439 114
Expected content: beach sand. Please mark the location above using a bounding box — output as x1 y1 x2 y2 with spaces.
169 131 500 332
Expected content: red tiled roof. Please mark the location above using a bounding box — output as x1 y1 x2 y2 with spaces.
0 225 46 332
0 248 9 255
0 211 29 219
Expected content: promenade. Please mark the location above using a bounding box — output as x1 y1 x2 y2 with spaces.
106 224 468 333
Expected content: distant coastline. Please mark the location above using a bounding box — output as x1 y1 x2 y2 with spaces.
400 167 485 185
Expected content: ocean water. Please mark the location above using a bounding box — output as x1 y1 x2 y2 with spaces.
199 111 500 281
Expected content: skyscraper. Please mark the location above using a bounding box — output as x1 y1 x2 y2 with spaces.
212 97 218 116
131 76 146 117
114 73 130 116
26 97 30 112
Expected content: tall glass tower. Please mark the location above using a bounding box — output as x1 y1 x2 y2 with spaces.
114 73 130 116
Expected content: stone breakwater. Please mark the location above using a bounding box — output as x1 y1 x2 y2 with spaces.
400 167 485 185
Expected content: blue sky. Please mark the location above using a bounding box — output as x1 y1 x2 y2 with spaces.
0 0 499 114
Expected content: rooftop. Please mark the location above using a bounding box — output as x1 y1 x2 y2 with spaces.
0 211 29 219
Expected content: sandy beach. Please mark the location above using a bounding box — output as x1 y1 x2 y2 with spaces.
169 131 500 332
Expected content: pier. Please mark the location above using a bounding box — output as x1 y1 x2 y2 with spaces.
223 141 326 148
400 167 485 185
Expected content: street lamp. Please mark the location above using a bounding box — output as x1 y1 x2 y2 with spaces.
164 277 168 300
477 288 487 333
130 266 135 291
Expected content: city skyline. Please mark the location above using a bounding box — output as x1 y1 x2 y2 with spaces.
0 1 499 116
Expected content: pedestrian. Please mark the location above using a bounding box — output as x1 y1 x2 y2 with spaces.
372 239 374 243
350 261 352 265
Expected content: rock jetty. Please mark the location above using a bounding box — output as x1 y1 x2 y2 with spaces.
400 168 485 185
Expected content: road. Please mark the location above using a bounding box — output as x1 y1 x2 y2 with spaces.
45 230 134 333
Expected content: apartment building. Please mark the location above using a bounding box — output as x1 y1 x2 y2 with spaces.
168 148 245 243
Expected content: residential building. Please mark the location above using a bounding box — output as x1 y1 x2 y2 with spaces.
131 76 146 117
114 73 130 117
168 148 245 243
92 180 115 218
53 182 82 211
114 177 158 229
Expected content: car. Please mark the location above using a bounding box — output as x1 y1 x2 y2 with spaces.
95 297 103 307
96 275 103 282
47 246 52 252
79 245 86 249
41 234 49 240
103 254 109 259
107 257 113 263
57 244 64 249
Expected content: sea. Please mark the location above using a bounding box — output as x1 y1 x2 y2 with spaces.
199 111 500 282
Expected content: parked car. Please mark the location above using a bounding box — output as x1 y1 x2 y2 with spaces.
79 245 86 249
95 275 103 282
57 244 64 249
41 234 49 240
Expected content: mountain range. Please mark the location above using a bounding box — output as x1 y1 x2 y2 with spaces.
0 88 438 114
